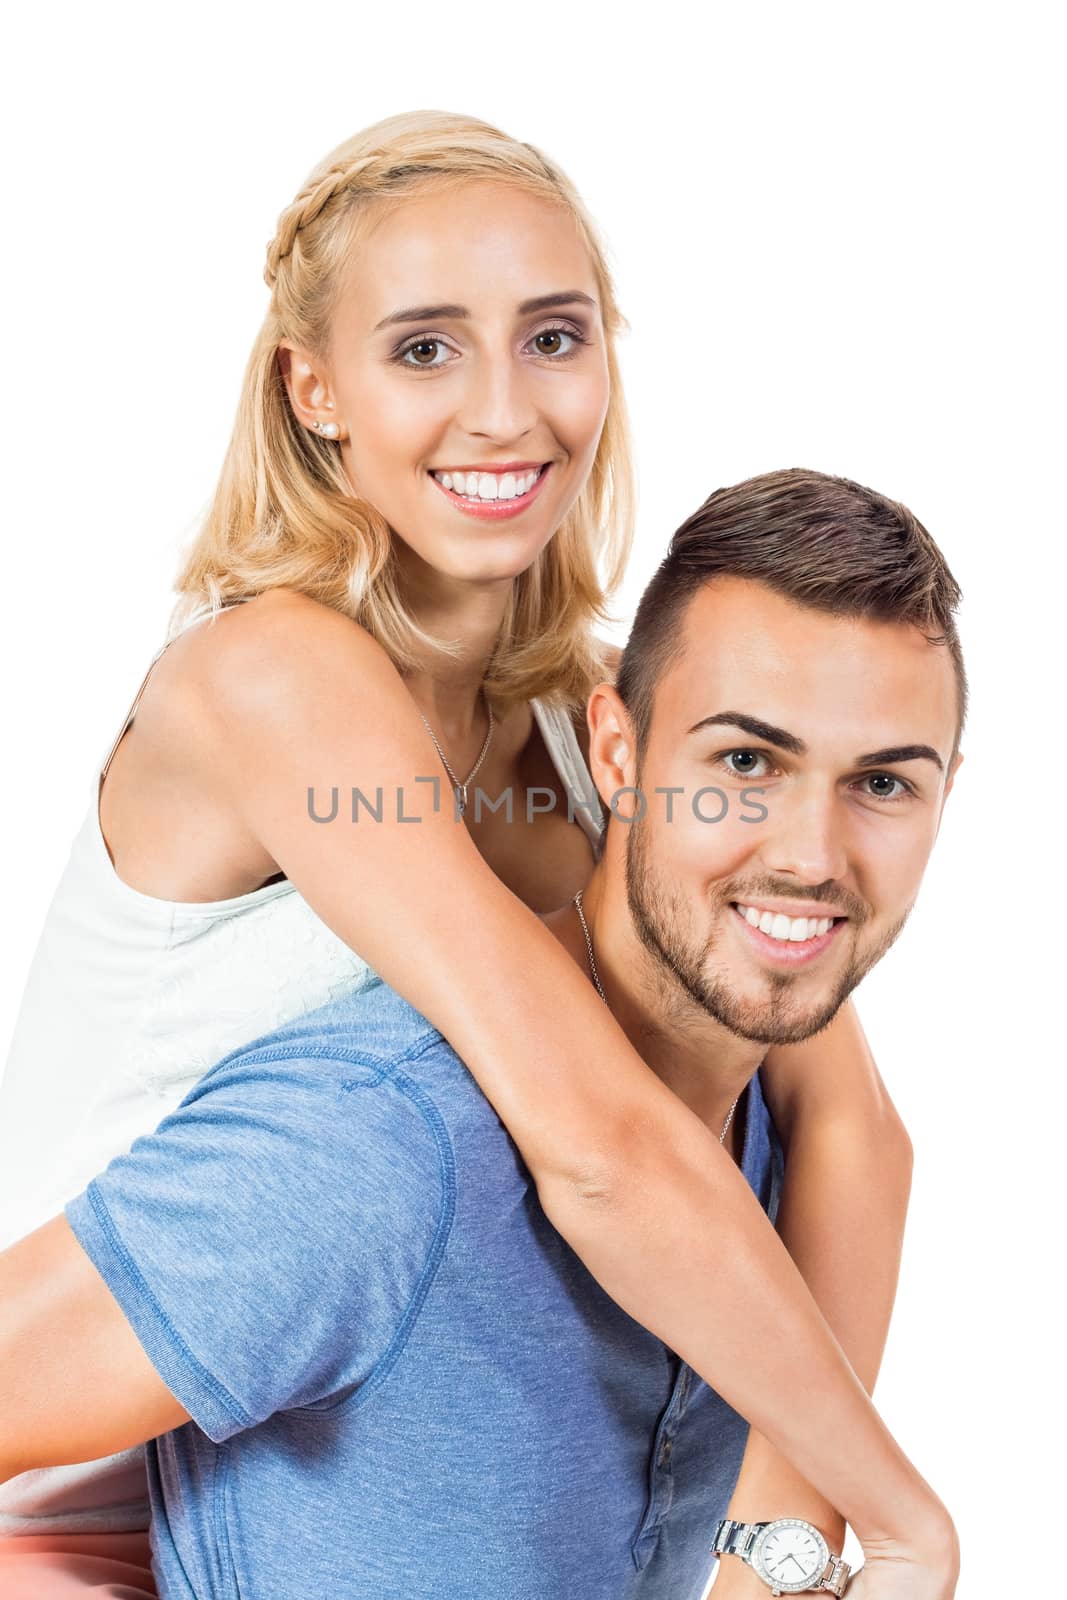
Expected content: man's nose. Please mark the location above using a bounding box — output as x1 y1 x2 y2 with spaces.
457 349 538 442
759 784 849 886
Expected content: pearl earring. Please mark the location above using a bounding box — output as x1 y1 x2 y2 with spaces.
311 421 340 440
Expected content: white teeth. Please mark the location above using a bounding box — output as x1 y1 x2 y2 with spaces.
737 904 837 944
433 467 541 501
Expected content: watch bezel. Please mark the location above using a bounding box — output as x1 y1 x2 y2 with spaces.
751 1517 831 1594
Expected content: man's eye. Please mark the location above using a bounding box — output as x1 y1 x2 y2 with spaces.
859 772 912 801
720 749 773 778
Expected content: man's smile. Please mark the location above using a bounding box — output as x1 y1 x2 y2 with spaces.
729 900 848 969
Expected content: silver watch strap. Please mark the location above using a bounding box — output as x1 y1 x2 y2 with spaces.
818 1551 853 1596
711 1518 853 1594
711 1518 766 1562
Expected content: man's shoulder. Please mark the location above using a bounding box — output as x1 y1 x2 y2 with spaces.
181 978 494 1148
205 977 449 1080
69 980 464 1446
146 980 465 1244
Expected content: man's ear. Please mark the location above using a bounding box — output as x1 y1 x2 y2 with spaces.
277 344 346 440
587 685 639 816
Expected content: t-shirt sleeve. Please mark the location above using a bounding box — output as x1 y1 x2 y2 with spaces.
65 1049 450 1443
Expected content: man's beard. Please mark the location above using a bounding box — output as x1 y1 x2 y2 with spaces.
624 813 911 1046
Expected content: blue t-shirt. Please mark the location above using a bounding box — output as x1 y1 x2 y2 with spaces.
67 979 783 1600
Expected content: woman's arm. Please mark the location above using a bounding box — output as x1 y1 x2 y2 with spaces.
0 1218 189 1482
711 1001 914 1594
120 591 954 1568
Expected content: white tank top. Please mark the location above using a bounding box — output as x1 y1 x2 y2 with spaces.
0 617 603 1534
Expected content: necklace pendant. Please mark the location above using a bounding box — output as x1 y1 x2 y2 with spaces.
455 783 467 816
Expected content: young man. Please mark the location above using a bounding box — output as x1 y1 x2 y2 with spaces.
0 470 965 1599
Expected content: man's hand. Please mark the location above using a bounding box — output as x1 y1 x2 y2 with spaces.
0 1215 188 1482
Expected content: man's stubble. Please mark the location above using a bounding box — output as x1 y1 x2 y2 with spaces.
623 810 911 1046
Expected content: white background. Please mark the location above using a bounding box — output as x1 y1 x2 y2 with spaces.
1 3 1062 1592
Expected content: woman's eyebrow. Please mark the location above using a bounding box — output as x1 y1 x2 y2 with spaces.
374 302 467 330
518 290 598 315
373 290 597 332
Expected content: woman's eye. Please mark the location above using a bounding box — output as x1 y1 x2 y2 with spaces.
720 749 773 779
528 325 585 359
397 323 585 370
858 772 911 802
399 338 452 369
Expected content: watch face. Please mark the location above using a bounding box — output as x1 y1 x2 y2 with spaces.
753 1518 829 1594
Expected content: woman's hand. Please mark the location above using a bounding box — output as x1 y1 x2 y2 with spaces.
847 1521 961 1599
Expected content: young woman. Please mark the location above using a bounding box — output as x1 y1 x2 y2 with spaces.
0 112 957 1597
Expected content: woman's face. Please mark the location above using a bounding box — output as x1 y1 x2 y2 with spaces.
287 180 611 588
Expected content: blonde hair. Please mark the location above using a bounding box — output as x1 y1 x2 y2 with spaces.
172 109 635 710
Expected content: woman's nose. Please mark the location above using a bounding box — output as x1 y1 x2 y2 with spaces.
457 351 538 443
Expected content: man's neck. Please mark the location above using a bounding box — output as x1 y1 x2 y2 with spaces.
542 872 766 1144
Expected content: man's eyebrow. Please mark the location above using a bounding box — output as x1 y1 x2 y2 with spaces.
373 290 597 332
688 716 945 773
856 744 944 772
687 712 807 755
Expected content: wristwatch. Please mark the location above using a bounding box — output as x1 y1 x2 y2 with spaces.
711 1517 852 1595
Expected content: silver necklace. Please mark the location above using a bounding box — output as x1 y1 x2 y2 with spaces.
573 889 740 1148
419 694 495 817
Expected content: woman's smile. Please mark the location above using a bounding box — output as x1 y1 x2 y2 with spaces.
428 461 553 520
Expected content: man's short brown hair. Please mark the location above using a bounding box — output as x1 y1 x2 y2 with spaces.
616 468 967 757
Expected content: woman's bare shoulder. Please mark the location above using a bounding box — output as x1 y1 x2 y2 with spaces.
166 591 386 709
176 589 377 671
137 590 395 770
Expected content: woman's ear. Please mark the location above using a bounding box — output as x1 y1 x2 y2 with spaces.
586 685 639 815
277 344 347 440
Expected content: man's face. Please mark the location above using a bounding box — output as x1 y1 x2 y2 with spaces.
615 577 961 1044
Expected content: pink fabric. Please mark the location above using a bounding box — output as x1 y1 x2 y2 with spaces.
0 1532 156 1598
